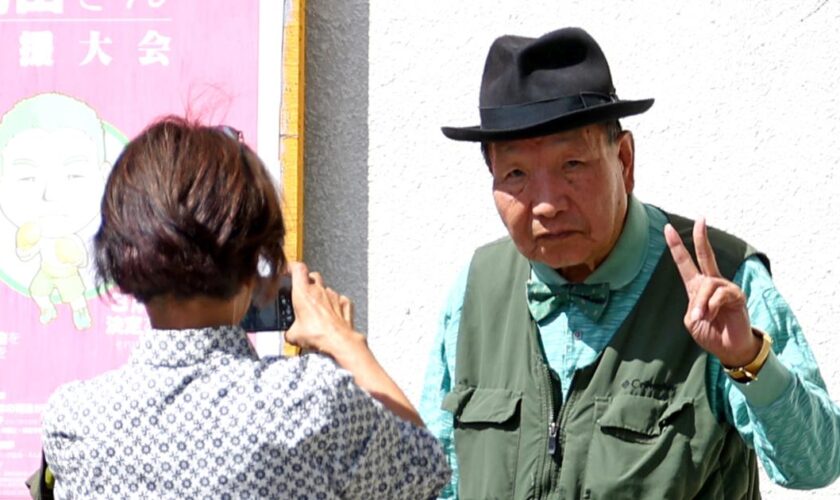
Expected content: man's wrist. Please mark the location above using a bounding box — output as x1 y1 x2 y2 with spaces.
723 328 773 383
718 327 764 368
730 350 793 406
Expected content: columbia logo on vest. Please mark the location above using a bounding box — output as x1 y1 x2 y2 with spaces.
622 379 676 400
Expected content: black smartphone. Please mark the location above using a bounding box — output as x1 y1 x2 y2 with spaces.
240 275 295 331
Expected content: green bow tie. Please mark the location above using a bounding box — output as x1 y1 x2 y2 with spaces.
526 280 611 322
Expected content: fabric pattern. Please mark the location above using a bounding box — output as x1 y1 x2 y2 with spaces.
526 280 610 322
419 198 840 497
43 326 450 499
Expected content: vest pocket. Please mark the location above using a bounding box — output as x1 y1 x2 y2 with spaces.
442 386 522 499
596 395 692 441
585 395 695 498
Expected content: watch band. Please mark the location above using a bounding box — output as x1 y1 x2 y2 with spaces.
723 328 773 383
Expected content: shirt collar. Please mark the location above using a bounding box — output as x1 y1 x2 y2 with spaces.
530 194 650 290
129 325 256 367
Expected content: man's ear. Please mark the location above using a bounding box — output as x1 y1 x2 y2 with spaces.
617 131 635 194
484 142 495 174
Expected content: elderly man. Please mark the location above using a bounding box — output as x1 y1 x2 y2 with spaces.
419 27 840 499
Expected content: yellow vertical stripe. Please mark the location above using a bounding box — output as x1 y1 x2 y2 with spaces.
280 0 305 357
281 0 305 262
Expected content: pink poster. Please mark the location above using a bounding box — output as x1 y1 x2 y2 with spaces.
0 1 261 495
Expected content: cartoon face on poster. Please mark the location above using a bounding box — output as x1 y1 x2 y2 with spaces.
0 93 125 331
0 1 280 496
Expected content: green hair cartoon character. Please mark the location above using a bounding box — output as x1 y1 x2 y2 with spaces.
0 93 113 330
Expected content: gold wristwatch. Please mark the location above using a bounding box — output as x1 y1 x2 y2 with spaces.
723 328 773 383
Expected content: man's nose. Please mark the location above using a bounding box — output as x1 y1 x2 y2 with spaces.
531 176 569 218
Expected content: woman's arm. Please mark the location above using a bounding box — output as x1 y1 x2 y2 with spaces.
284 262 424 427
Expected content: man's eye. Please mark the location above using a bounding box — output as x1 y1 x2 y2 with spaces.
506 169 525 179
565 160 583 169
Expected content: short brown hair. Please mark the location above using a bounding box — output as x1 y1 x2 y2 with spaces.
94 116 286 303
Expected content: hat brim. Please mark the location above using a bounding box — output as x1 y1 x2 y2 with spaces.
441 98 654 142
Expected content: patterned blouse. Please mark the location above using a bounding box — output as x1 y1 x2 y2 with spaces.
42 326 450 499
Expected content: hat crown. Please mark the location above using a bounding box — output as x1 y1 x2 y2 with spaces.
440 26 653 142
479 27 615 108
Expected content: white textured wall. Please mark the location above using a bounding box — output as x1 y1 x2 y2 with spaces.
307 1 840 496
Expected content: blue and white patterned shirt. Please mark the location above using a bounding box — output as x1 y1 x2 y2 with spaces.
43 325 450 499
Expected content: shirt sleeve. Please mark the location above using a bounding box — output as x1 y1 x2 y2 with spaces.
418 265 469 499
41 381 85 499
715 255 840 488
319 363 451 499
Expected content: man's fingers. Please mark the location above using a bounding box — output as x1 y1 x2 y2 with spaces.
685 278 743 325
664 223 698 288
693 218 721 277
688 277 719 322
707 283 745 319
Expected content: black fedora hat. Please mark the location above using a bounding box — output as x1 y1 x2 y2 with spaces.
441 27 653 142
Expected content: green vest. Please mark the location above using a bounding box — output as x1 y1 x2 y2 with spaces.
442 213 765 500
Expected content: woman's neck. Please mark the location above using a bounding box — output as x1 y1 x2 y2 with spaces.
144 287 251 330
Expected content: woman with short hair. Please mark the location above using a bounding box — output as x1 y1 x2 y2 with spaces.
41 116 450 499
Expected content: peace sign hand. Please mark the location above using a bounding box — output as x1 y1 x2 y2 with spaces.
664 218 762 368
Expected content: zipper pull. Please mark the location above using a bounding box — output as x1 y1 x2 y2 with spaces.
547 421 558 455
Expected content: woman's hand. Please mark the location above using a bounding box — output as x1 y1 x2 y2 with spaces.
284 262 360 356
282 261 424 427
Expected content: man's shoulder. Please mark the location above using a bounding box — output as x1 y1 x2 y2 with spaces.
474 235 514 253
462 236 531 304
656 207 770 276
472 235 528 264
655 208 748 246
469 235 528 275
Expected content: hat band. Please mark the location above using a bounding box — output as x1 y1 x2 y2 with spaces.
479 92 616 130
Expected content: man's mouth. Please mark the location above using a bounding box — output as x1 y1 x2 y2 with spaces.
535 230 580 241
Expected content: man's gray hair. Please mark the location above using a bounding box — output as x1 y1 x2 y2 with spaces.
480 120 623 169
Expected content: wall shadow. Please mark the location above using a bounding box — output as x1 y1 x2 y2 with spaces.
303 0 370 330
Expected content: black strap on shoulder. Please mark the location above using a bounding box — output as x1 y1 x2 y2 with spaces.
25 451 54 500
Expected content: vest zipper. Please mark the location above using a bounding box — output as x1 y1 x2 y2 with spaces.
548 421 558 455
557 387 579 465
542 363 556 457
537 359 556 498
546 375 579 496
